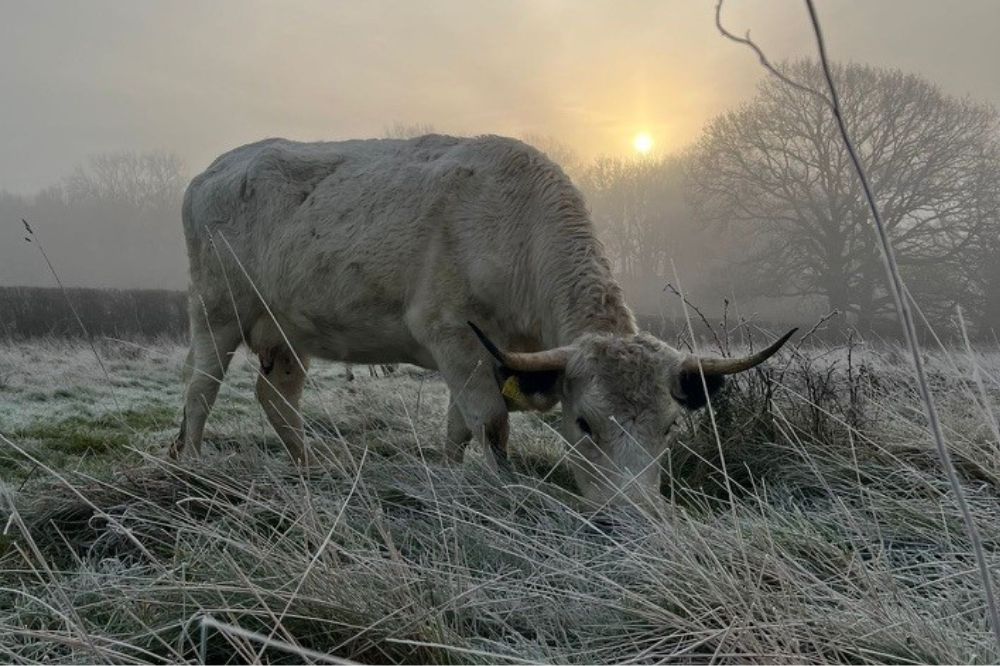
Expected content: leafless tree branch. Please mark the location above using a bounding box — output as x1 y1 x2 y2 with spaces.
715 0 832 110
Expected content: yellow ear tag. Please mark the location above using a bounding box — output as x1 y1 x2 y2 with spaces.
501 375 531 410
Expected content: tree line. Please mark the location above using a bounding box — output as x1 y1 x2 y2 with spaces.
3 60 998 341
0 152 188 291
0 286 187 340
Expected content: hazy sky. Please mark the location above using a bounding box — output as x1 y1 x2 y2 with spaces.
2 0 1000 194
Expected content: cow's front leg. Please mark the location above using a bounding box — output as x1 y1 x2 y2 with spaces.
445 396 472 464
435 352 511 471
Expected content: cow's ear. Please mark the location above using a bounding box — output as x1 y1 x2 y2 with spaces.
671 366 725 411
468 321 572 372
468 321 566 411
669 329 797 410
499 367 561 412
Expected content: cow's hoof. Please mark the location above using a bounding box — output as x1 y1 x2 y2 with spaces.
167 439 183 460
486 448 514 480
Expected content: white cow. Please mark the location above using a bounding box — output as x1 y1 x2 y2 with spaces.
171 135 793 508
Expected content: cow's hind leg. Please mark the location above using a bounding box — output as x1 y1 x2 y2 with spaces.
255 344 310 463
171 320 242 458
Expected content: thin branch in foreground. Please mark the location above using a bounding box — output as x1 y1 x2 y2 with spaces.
716 0 1000 649
714 0 832 110
664 282 724 353
802 0 1000 649
21 218 123 414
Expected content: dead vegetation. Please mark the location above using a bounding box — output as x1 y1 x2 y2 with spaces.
1 334 1000 663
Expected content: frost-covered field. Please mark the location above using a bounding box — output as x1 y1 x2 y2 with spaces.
2 336 1000 663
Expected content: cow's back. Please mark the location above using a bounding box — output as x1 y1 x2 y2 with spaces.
182 134 586 363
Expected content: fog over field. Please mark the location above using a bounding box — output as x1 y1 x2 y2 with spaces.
5 2 1000 663
2 0 1000 332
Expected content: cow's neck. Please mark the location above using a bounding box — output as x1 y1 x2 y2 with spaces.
536 221 638 347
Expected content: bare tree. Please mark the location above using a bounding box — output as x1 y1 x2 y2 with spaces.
65 151 185 212
965 174 1000 335
2 151 188 289
579 155 712 312
521 133 581 179
383 122 436 139
688 61 1000 330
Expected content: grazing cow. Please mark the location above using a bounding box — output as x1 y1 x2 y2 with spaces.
171 134 793 508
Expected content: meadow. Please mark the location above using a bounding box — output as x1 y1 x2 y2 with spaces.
2 331 1000 663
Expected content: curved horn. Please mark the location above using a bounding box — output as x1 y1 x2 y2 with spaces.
683 328 797 376
468 321 571 372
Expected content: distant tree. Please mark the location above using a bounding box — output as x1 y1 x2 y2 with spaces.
521 133 581 179
964 174 1000 335
579 155 710 311
383 122 436 139
0 151 189 289
687 61 1000 331
61 151 188 284
65 151 185 212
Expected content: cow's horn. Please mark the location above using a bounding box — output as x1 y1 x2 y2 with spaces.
468 321 571 372
682 328 797 376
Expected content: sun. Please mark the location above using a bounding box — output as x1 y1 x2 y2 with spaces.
633 132 654 155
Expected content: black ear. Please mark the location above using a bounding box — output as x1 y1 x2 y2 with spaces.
492 360 561 412
468 321 563 411
672 368 725 410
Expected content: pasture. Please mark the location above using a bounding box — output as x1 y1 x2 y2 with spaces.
2 334 1000 663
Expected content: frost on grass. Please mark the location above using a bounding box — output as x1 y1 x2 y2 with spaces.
2 336 1000 663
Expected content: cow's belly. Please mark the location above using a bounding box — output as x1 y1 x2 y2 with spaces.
278 306 435 369
251 247 437 367
306 328 432 367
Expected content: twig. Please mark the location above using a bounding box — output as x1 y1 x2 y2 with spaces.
664 282 724 354
790 310 840 355
777 310 839 377
669 260 749 572
716 0 1000 648
715 0 832 110
21 219 123 413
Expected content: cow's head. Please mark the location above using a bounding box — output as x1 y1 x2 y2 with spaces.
470 323 795 511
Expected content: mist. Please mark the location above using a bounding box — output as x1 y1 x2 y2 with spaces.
2 0 1000 333
9 6 1000 658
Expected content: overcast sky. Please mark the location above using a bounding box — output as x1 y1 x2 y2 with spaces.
2 0 1000 194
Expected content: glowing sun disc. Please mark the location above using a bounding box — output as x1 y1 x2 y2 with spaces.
633 132 654 155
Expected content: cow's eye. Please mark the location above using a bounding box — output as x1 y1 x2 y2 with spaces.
576 417 592 437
